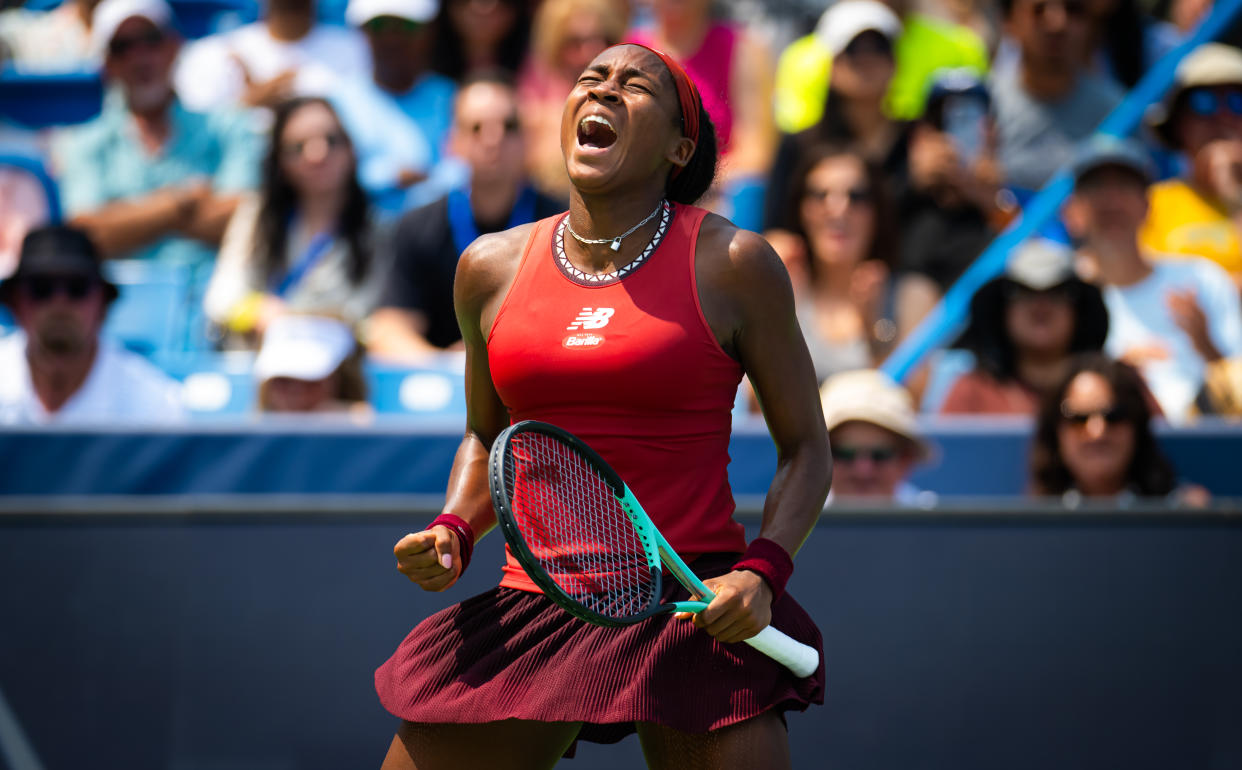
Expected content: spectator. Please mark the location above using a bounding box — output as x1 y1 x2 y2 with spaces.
777 144 899 384
0 0 98 71
520 0 627 199
820 368 933 504
173 0 369 112
992 0 1123 192
0 225 184 423
992 0 1179 90
1085 0 1180 90
429 0 531 82
1031 353 1209 505
330 0 456 216
1142 43 1242 288
367 73 564 360
894 68 1012 335
1064 135 1242 422
52 0 258 265
204 97 383 344
628 0 778 221
254 313 370 414
0 161 52 278
941 238 1109 415
764 1 910 250
773 0 990 133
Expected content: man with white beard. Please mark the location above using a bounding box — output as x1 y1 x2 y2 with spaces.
51 0 259 265
0 226 185 423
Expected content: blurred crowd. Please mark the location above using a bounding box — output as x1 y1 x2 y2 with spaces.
0 0 1240 505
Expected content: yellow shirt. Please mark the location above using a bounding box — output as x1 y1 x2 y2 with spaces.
1141 179 1242 274
773 13 990 133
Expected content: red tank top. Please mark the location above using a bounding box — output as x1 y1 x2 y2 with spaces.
488 203 746 591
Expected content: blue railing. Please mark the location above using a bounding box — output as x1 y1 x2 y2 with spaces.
881 0 1242 382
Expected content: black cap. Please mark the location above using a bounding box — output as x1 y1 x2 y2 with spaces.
0 225 119 305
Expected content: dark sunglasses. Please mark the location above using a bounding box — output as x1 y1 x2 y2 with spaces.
281 132 348 159
469 117 522 136
108 28 165 58
832 445 899 464
1060 405 1129 426
803 186 873 207
1185 88 1242 118
22 275 98 302
842 32 893 59
363 16 424 34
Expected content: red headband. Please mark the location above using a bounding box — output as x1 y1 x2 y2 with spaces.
605 43 702 179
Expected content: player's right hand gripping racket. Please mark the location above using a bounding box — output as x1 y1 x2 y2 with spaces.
488 420 819 678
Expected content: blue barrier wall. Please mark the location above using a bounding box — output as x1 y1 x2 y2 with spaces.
0 420 1239 498
0 508 1239 770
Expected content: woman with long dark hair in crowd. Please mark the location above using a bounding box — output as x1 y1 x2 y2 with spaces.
764 0 910 247
1030 353 1208 505
781 142 899 383
204 96 382 345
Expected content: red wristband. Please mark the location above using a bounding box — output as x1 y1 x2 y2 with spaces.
733 537 793 601
430 513 474 574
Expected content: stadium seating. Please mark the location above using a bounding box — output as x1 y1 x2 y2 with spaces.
101 260 196 358
365 357 468 418
0 68 104 129
156 349 257 416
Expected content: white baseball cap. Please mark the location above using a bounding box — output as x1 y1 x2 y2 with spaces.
91 0 174 57
345 0 437 26
815 0 902 58
820 369 930 459
1004 238 1077 291
254 315 357 383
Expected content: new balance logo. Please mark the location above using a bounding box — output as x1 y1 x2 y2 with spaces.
566 307 615 331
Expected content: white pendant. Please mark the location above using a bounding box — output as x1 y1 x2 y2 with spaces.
610 238 622 251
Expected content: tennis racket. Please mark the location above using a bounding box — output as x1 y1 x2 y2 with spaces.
488 419 819 678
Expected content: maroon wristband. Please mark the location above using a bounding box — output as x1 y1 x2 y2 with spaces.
430 513 474 574
733 537 793 601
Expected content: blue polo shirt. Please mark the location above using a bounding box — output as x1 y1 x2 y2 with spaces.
52 88 260 265
330 72 457 217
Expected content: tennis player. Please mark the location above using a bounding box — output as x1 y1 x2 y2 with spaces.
376 43 831 769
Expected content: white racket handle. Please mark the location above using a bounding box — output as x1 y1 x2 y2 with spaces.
745 625 819 678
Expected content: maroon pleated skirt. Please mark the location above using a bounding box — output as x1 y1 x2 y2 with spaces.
374 553 825 745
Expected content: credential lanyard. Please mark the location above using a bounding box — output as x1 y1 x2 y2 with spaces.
270 231 336 298
447 185 538 257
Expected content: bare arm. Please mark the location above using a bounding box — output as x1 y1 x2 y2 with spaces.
72 183 239 257
366 307 443 362
688 218 832 642
393 226 532 591
708 225 831 554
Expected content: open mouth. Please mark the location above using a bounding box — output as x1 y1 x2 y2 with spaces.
577 115 617 149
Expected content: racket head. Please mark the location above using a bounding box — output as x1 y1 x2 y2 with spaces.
489 420 664 627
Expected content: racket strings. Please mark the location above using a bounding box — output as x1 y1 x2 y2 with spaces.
506 434 657 620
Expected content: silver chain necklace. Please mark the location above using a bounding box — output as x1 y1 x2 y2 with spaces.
565 200 666 252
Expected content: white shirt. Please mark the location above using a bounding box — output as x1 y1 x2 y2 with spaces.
173 22 370 113
1102 257 1242 422
0 331 186 425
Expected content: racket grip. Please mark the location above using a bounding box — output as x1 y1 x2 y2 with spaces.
745 625 819 678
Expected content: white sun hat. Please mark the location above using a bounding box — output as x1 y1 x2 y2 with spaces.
254 315 357 383
91 0 174 57
815 0 903 58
